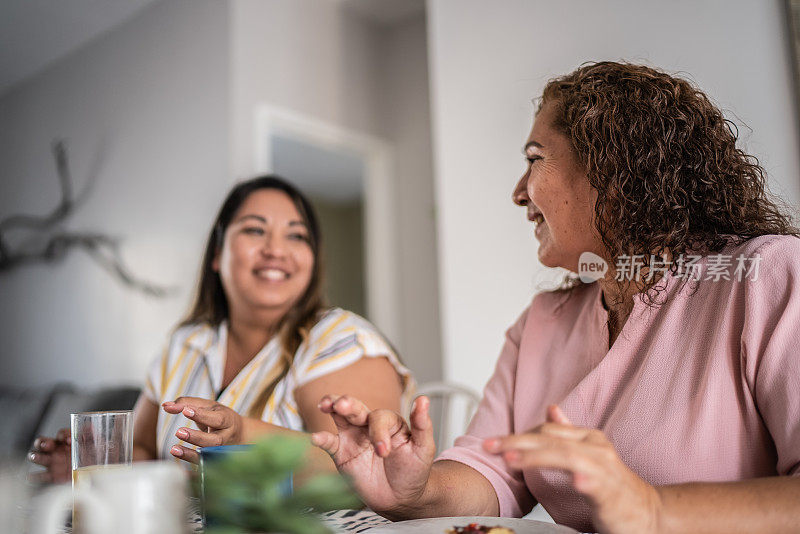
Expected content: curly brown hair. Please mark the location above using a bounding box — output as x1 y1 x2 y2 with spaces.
540 61 798 303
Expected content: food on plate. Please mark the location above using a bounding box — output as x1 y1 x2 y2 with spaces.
446 523 515 534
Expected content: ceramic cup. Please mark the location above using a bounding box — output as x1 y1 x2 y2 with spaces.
35 460 188 534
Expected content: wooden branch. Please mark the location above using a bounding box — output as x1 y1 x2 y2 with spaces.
0 140 176 298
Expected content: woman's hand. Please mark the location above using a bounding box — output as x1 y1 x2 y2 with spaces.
484 405 662 534
311 394 437 517
162 397 244 464
28 428 71 484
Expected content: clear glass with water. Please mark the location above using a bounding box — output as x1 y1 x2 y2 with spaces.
70 410 133 529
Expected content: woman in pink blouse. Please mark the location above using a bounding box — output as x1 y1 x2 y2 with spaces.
311 62 800 533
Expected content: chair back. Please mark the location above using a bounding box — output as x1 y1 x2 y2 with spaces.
415 381 481 453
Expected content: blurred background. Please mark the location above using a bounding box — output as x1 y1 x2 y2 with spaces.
0 0 798 427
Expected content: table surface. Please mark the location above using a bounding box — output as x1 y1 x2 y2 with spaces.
61 500 573 533
365 516 579 533
188 506 579 533
185 501 392 533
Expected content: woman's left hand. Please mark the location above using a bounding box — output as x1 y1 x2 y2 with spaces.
162 397 244 464
483 405 662 534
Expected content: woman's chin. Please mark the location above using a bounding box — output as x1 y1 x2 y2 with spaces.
536 244 558 268
245 297 293 314
537 249 575 272
538 257 560 269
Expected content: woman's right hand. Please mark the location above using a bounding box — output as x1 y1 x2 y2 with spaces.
161 397 245 464
28 428 71 484
311 394 436 517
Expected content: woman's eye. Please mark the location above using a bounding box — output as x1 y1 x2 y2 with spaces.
526 156 542 164
288 233 310 242
242 227 264 236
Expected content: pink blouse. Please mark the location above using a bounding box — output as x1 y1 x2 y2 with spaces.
437 235 800 532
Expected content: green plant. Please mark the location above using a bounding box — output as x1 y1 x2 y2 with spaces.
200 436 361 534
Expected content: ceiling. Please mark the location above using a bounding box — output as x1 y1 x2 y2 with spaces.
0 0 157 96
0 0 425 98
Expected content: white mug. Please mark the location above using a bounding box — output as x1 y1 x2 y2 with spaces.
0 463 29 534
34 461 188 534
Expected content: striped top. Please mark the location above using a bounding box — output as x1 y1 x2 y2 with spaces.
144 308 414 460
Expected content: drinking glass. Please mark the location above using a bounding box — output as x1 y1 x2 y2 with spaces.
70 410 133 528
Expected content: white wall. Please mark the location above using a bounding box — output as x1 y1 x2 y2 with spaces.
0 0 230 388
375 16 443 384
427 0 800 393
230 0 383 177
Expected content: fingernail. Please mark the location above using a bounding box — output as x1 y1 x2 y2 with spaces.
162 401 174 406
176 428 189 439
170 446 183 457
504 450 520 462
183 407 195 417
484 439 499 452
28 452 37 462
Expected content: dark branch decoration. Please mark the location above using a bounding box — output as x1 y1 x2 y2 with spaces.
0 140 176 298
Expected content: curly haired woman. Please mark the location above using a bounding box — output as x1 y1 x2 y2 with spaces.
311 62 800 533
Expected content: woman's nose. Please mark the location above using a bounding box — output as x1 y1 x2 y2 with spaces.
260 233 286 257
512 173 530 206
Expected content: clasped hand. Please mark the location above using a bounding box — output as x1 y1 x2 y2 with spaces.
162 397 244 463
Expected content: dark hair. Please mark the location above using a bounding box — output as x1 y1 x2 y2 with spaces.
540 61 798 303
182 175 326 409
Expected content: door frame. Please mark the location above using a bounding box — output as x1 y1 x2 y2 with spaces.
254 105 400 344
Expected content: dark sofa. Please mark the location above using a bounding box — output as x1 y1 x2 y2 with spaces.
0 383 141 461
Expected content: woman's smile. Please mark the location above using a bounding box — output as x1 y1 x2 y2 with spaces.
527 207 546 239
534 219 547 240
253 266 290 282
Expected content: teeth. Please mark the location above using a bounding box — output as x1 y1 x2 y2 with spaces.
256 269 288 280
532 214 544 226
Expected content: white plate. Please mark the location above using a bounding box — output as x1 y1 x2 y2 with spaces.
365 516 579 533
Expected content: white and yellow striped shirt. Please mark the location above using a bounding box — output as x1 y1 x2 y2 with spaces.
144 308 414 460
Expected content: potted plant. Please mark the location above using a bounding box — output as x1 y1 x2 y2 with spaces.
200 435 360 534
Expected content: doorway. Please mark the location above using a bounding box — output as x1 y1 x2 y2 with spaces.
254 105 399 342
269 134 366 317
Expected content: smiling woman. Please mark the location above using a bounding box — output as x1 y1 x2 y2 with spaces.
30 175 414 483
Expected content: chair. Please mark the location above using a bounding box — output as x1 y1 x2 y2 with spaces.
414 382 556 523
415 381 481 453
